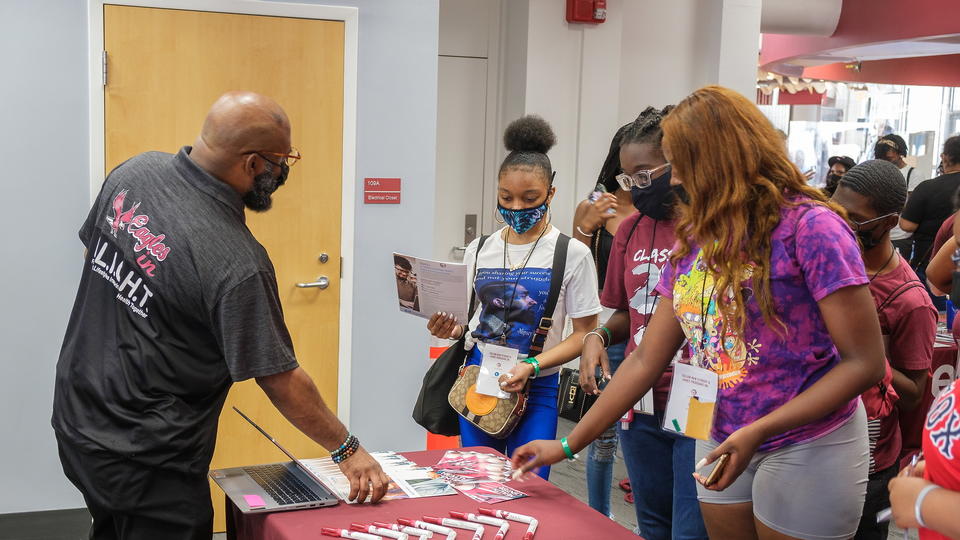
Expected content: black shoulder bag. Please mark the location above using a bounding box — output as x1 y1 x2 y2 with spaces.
412 235 489 436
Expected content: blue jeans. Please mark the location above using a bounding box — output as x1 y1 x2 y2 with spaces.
458 357 560 480
585 341 626 517
618 411 708 540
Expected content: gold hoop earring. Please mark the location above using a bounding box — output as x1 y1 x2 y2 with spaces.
495 212 505 224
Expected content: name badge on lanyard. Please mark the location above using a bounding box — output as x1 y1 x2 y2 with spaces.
662 362 718 440
477 343 520 399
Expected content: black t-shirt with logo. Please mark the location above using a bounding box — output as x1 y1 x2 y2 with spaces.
902 172 960 266
52 147 298 474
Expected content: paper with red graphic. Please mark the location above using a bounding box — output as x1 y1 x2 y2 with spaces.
432 450 527 504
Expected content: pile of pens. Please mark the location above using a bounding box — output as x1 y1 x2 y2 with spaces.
320 508 539 540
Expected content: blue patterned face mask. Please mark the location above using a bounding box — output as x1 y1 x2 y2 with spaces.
498 200 548 234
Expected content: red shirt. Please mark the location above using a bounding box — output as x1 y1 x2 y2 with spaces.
868 254 937 471
921 379 960 540
601 214 677 411
932 213 956 257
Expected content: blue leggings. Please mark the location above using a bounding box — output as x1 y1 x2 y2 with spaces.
458 370 560 480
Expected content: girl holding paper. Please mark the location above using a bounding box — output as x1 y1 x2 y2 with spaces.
512 86 886 540
427 115 602 480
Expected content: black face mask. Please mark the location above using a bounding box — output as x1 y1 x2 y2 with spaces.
631 169 678 221
827 173 842 183
856 228 882 251
243 162 289 212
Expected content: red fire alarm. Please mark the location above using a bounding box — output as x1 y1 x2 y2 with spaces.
566 0 606 24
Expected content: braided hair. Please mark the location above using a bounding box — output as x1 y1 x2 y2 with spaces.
592 106 674 195
499 115 557 183
595 122 632 193
836 159 907 215
622 105 674 149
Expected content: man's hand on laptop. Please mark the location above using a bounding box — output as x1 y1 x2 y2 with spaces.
339 446 390 503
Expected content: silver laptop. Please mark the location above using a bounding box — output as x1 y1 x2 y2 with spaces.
209 407 340 513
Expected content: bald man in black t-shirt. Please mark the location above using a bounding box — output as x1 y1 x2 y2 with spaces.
53 92 387 540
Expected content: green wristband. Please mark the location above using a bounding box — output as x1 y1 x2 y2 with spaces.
522 357 540 378
560 437 576 460
599 326 612 346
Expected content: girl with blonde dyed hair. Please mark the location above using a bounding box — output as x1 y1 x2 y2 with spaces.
513 86 886 540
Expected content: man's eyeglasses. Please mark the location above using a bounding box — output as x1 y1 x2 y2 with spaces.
849 212 898 232
255 147 302 168
616 163 671 191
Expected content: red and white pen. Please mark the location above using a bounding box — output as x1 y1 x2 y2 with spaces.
450 511 508 540
372 521 434 539
397 518 457 540
351 523 409 540
423 516 483 540
478 508 539 540
321 527 382 540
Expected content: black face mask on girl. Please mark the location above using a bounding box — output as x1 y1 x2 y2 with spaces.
631 169 678 221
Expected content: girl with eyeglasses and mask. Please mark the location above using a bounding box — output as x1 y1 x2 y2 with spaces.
574 107 708 539
427 115 602 480
512 87 887 540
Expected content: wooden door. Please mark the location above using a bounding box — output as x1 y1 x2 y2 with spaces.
103 5 344 530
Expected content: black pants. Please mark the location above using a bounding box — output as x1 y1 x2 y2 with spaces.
56 434 212 540
854 463 898 540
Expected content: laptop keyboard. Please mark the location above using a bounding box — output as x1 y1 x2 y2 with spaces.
243 464 321 506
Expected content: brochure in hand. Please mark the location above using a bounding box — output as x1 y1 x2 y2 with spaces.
393 252 468 324
301 452 457 503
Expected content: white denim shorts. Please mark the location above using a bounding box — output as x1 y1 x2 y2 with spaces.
695 402 869 540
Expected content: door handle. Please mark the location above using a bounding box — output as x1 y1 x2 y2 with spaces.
296 276 329 289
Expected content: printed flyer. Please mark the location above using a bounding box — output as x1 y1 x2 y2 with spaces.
393 253 468 323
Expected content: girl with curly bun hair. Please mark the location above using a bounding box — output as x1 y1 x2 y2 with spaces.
427 115 602 479
513 87 886 540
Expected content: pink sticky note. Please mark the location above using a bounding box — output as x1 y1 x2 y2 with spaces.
243 494 266 509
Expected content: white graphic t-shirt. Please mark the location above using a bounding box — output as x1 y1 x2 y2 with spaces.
462 226 602 376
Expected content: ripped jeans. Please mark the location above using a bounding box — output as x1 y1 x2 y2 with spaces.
585 341 626 517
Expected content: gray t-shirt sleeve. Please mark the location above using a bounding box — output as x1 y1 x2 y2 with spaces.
212 271 299 381
79 190 105 245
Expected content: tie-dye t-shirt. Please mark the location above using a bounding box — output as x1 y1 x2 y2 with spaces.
655 201 868 452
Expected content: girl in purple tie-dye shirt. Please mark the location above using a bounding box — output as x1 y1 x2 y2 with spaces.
512 87 886 540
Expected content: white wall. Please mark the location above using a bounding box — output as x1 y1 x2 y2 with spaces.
480 0 762 237
0 0 90 514
434 0 498 260
0 0 440 514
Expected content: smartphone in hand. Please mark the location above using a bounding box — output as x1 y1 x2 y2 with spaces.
704 453 730 487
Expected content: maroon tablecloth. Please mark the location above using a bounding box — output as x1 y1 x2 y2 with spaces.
899 342 958 463
226 447 636 540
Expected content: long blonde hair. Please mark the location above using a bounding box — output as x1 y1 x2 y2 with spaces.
662 86 844 337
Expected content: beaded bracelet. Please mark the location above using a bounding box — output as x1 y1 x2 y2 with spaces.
331 433 360 464
522 357 541 379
